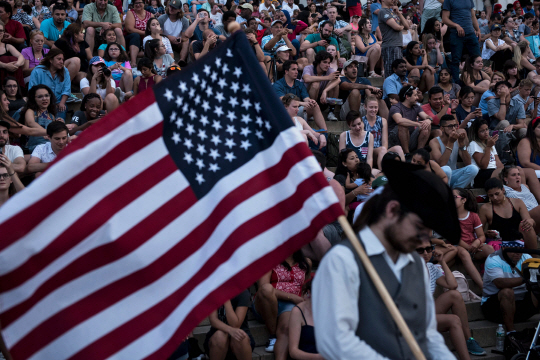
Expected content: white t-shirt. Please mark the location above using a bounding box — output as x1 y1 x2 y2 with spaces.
426 263 443 294
210 12 222 25
3 144 23 163
467 140 498 169
282 2 299 16
482 38 506 60
259 2 274 16
163 17 184 37
31 142 57 163
143 35 173 54
79 77 116 101
423 0 442 10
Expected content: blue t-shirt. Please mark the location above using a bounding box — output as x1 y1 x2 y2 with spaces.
383 73 407 100
193 26 221 41
272 78 309 100
371 2 382 32
442 0 475 35
479 89 495 115
40 18 70 42
339 76 371 101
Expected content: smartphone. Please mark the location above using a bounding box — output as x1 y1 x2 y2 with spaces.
337 67 343 73
492 130 499 136
99 110 106 116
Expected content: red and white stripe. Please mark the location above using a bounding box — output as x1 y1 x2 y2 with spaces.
0 90 342 360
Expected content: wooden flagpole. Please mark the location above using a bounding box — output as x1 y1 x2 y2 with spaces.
337 215 426 360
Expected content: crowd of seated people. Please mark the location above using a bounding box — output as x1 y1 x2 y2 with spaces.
4 0 540 359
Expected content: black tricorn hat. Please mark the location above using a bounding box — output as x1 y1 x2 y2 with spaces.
382 158 461 244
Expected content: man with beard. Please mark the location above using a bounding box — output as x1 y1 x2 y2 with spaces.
0 120 25 174
81 0 123 52
313 159 459 359
300 21 339 64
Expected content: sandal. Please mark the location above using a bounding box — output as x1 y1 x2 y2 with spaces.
369 71 382 77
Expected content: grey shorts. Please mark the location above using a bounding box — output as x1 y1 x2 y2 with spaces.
339 97 366 121
389 126 421 151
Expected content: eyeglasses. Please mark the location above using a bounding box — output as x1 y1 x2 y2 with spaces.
415 245 434 254
4 84 16 88
0 173 10 179
109 48 120 51
0 30 5 33
36 94 50 99
443 124 459 128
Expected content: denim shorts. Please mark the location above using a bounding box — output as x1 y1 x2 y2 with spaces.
251 299 296 321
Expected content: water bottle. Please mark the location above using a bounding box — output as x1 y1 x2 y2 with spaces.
496 324 505 352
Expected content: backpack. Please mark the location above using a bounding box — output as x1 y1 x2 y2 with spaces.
326 133 341 168
495 131 515 166
444 271 481 302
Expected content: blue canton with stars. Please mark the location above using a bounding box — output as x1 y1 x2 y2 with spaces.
155 32 291 199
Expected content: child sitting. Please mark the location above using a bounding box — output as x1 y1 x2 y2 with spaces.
345 162 372 202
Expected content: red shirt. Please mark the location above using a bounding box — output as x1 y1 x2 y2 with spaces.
459 211 483 245
421 103 452 126
5 19 26 40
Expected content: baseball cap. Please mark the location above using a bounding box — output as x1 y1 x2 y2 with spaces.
169 0 182 9
240 3 253 11
89 56 105 66
343 59 359 69
491 23 502 31
276 45 292 52
271 19 283 26
0 120 10 129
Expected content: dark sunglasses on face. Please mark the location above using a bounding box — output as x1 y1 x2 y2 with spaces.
416 245 434 254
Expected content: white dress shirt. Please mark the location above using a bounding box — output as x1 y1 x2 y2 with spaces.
312 226 456 360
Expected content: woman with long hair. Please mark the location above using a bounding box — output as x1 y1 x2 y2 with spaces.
404 41 435 93
517 116 540 175
460 55 491 106
307 3 321 20
53 22 90 83
467 118 504 188
133 57 162 95
0 90 46 148
436 67 460 100
97 28 126 59
338 110 374 169
325 44 342 74
22 84 61 152
514 40 536 72
421 17 446 53
3 76 25 117
0 161 24 208
81 56 119 110
0 20 25 87
402 14 418 49
456 86 483 129
103 42 133 99
124 0 152 66
144 38 176 80
142 18 174 57
145 0 164 16
21 30 48 83
254 250 312 360
29 48 70 119
354 18 381 78
502 165 540 233
335 148 373 209
502 60 521 96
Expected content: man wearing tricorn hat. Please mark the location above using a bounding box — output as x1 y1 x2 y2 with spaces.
312 159 459 359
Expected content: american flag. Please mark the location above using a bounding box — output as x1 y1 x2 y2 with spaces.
0 32 343 359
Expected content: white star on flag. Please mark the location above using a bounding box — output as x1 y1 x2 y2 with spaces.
240 140 252 150
233 67 242 78
205 87 214 98
186 124 195 135
200 115 209 126
255 130 264 139
192 73 200 84
215 57 222 67
200 79 207 89
218 78 227 89
171 132 181 144
242 84 251 94
197 129 208 141
184 138 194 149
175 118 183 129
254 103 261 112
256 117 263 127
241 99 252 110
240 127 251 137
194 95 201 105
212 120 222 131
225 125 236 135
210 71 218 82
226 48 233 57
214 106 224 117
241 114 251 124
215 92 225 103
164 88 173 101
196 144 207 155
170 110 177 122
210 134 221 146
189 109 197 119
225 138 236 148
226 111 236 121
175 96 183 107
195 172 205 184
230 97 238 107
231 82 240 93
209 163 220 172
222 63 229 75
184 152 193 164
225 152 236 162
209 149 221 160
196 159 205 169
182 103 189 114
189 88 196 98
203 64 211 75
202 100 211 112
178 81 188 92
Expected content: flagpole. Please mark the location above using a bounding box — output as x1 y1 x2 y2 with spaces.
337 215 426 360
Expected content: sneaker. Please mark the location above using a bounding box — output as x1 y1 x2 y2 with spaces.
66 93 81 103
327 112 338 121
466 338 486 356
265 337 276 352
115 87 125 103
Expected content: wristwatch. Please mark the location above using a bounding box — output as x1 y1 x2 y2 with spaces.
460 146 467 151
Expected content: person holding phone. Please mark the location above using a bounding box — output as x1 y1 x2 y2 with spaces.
456 86 483 129
301 51 340 117
467 118 504 188
70 93 105 134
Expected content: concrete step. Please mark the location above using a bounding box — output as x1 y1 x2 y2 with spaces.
469 314 540 348
452 346 505 360
252 346 274 360
308 120 347 132
193 320 270 348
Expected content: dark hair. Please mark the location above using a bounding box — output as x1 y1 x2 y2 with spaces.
405 41 420 67
280 249 311 273
359 17 371 35
411 148 430 163
86 60 108 89
391 58 406 71
356 162 372 184
145 17 160 36
490 12 502 21
282 59 298 73
461 55 482 85
3 76 22 100
40 48 65 81
247 16 259 25
353 185 401 231
381 151 401 165
502 16 513 25
438 67 451 82
102 28 117 42
222 10 236 22
439 114 456 126
428 86 444 99
137 57 156 73
144 38 161 61
319 20 334 31
494 80 511 92
345 110 361 126
311 149 326 169
458 85 475 102
500 165 520 184
454 188 478 212
524 12 534 19
296 10 310 25
104 41 129 62
60 22 82 50
22 4 31 13
52 3 66 12
80 92 102 112
398 84 416 102
0 1 12 18
313 50 333 69
503 60 520 81
335 148 356 177
46 121 68 137
485 177 504 192
422 17 441 40
525 116 540 159
24 84 57 116
468 117 489 146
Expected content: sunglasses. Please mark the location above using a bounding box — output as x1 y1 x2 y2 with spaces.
415 245 434 254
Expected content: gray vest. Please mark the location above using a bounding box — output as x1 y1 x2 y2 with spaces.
342 238 430 360
436 136 458 170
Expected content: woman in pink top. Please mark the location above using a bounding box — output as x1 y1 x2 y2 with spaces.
253 250 311 360
124 0 152 66
21 30 49 83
